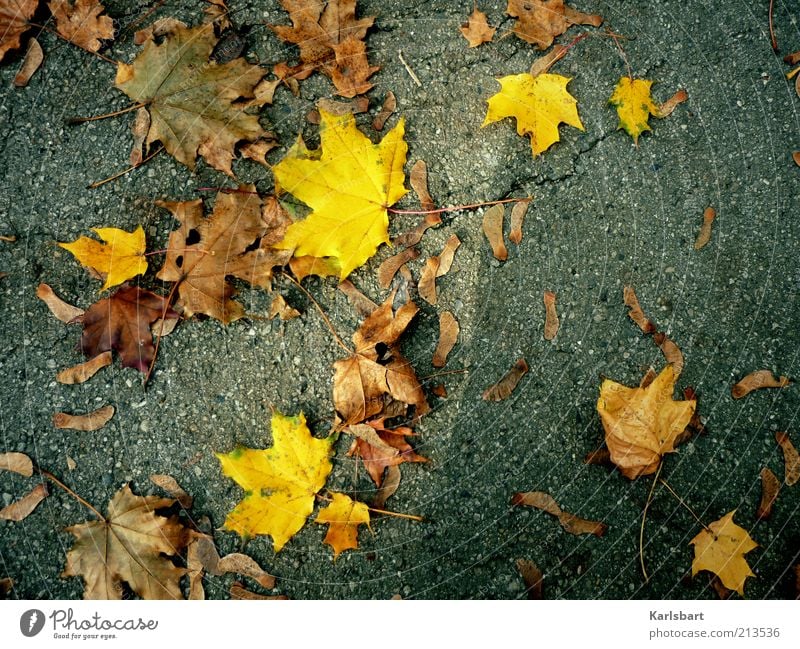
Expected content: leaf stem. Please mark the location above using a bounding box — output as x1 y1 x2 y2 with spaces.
769 0 778 52
68 102 147 125
88 146 163 190
144 280 181 388
639 461 663 582
387 196 531 216
316 493 423 522
658 478 712 534
196 187 260 195
39 469 105 522
606 27 633 80
28 21 116 64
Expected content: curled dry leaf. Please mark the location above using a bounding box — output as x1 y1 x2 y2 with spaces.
516 558 543 599
543 291 559 340
0 451 33 477
793 151 800 167
756 467 780 520
0 483 48 522
785 51 800 65
149 474 193 509
419 234 461 305
394 213 441 248
53 405 115 431
731 370 791 399
134 17 186 45
36 283 84 324
315 492 371 558
623 285 656 334
217 553 275 589
269 294 301 321
372 463 401 509
506 0 602 49
129 107 150 167
694 207 716 250
377 247 419 290
347 418 427 487
653 332 684 378
372 91 397 131
239 137 279 167
409 160 436 213
66 456 77 471
511 491 607 537
509 200 528 244
483 358 529 401
583 447 612 466
13 37 43 87
482 204 508 261
308 96 370 123
431 383 447 398
338 279 378 317
460 7 496 48
689 510 757 597
433 311 459 368
775 431 800 486
638 367 657 389
0 0 37 62
529 44 567 78
658 89 688 117
56 351 112 385
230 581 288 600
48 0 114 53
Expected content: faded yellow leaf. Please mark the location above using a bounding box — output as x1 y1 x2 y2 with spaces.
690 511 758 596
483 72 583 155
609 77 661 144
272 109 408 279
59 226 147 291
315 492 370 558
216 412 334 551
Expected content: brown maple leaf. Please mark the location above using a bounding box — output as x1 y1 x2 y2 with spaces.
62 484 189 599
156 187 292 324
0 0 37 62
80 284 178 373
347 418 427 486
333 292 429 426
506 0 602 50
271 0 379 97
48 0 114 53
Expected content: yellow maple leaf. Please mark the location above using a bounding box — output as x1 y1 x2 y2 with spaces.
58 225 147 291
482 72 584 156
609 77 661 144
272 109 408 279
216 412 334 551
597 365 696 479
315 492 371 558
690 511 758 596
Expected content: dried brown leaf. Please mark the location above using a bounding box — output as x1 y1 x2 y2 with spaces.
56 351 112 385
393 212 440 247
372 91 397 131
529 44 567 77
794 151 800 167
0 483 48 521
694 207 716 250
543 290 559 340
776 431 800 486
431 383 447 398
731 370 791 399
511 491 607 537
269 294 301 320
239 137 279 167
653 332 684 378
347 418 426 487
658 89 688 117
409 160 436 213
639 367 657 388
377 247 419 290
433 311 459 368
623 285 656 334
37 283 84 324
516 558 543 599
0 452 33 477
372 463 400 509
129 107 150 167
482 204 508 261
230 581 287 600
308 96 370 122
66 456 77 471
134 17 186 45
53 405 115 431
756 467 780 520
0 577 12 598
583 447 612 466
204 0 231 29
419 234 461 305
506 0 602 49
509 200 528 244
0 0 37 62
151 316 179 338
49 0 114 53
13 37 42 87
460 8 496 47
217 553 275 589
149 474 193 509
338 279 378 317
483 358 528 401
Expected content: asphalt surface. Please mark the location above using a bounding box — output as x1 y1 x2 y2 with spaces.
1 0 799 599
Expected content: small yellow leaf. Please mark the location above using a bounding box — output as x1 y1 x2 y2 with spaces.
272 109 408 279
690 511 758 596
59 226 147 291
216 412 334 552
315 492 370 558
482 72 584 156
609 77 661 144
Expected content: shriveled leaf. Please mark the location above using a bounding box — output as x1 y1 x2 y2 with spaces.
372 464 400 509
80 285 178 372
56 351 112 385
506 0 602 49
516 558 543 599
338 279 378 317
756 467 780 520
0 451 33 477
347 418 426 487
543 290 559 340
775 431 800 486
217 553 275 589
273 110 408 279
149 474 193 509
658 89 688 117
690 510 757 597
230 581 288 600
654 332 684 378
377 247 419 290
0 577 12 598
694 207 716 250
66 456 77 471
460 8 495 47
48 0 114 53
433 311 459 368
216 412 334 551
13 36 42 87
315 492 371 558
597 365 695 479
63 484 189 599
53 405 114 431
408 160 436 213
731 370 791 399
623 285 656 334
483 358 529 401
482 204 508 261
129 107 150 166
512 491 607 537
419 234 461 305
0 0 37 62
269 294 301 321
157 189 291 324
509 200 528 244
483 72 584 156
36 283 84 324
394 212 440 248
372 91 396 131
115 24 267 175
0 483 48 521
58 226 147 292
